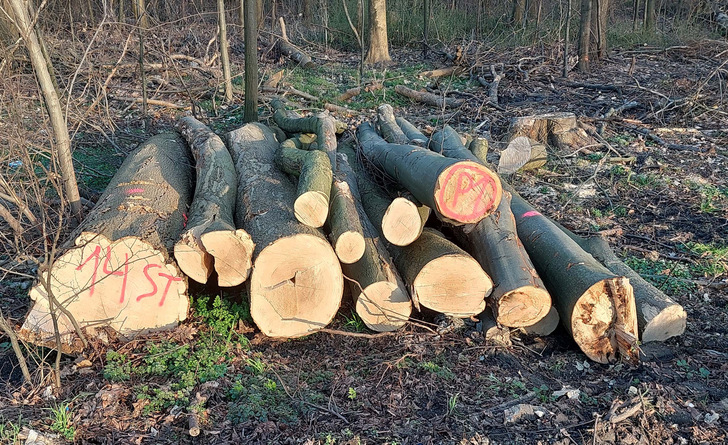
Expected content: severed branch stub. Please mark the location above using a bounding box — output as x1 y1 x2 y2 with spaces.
175 116 254 287
275 145 333 228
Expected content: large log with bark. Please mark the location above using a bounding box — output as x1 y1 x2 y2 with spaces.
226 123 343 338
340 142 491 317
510 193 639 364
336 153 412 331
357 123 502 225
557 231 686 343
174 116 254 287
274 146 332 228
395 116 429 147
429 125 551 327
22 134 193 352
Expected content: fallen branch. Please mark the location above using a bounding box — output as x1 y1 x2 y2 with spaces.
394 84 464 108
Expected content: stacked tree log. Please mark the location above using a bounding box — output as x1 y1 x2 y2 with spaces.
20 104 687 364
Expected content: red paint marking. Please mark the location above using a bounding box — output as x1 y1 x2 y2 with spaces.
182 213 188 228
436 164 498 221
136 264 161 302
522 210 541 218
76 245 101 297
126 188 145 194
156 273 183 307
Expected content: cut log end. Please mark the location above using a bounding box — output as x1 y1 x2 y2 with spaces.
294 191 329 228
199 229 255 287
434 161 503 224
355 282 412 332
382 197 426 246
496 286 552 328
641 304 687 343
250 234 343 338
520 306 560 336
414 255 491 317
334 231 366 264
571 278 637 364
174 238 214 284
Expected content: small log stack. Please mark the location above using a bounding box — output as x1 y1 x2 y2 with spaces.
21 101 687 364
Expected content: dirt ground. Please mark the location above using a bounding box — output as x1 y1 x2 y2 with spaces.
1 22 727 444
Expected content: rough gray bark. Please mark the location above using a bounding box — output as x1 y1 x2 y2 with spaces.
175 116 254 287
272 100 337 167
244 0 258 122
395 116 428 147
226 123 343 338
22 134 193 351
365 0 391 64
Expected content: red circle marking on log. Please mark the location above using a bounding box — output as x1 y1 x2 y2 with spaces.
436 164 498 221
522 210 541 218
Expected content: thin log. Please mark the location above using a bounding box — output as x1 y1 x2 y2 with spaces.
274 146 332 228
394 84 464 109
520 306 560 336
430 126 551 327
22 134 193 352
395 116 428 147
510 193 639 364
0 308 32 383
558 232 686 343
358 122 502 225
336 153 412 331
376 104 408 144
226 123 343 338
0 202 23 235
418 66 463 78
337 82 383 102
272 100 337 167
340 142 491 317
469 137 489 162
328 176 366 264
175 116 254 287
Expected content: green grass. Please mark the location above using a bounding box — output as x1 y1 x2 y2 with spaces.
418 360 455 380
48 402 75 441
0 415 22 445
625 256 697 295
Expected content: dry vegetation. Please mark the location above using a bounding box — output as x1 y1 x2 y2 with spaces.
1 2 728 443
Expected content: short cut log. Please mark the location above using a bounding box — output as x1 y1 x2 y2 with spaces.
394 84 464 108
357 122 502 225
508 112 593 151
395 116 428 147
328 175 366 264
226 123 343 338
274 146 332 228
22 134 193 351
175 116 254 287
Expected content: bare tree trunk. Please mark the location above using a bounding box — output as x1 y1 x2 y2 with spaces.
244 0 258 121
577 0 591 72
218 0 233 103
9 0 83 223
644 0 655 31
632 0 640 31
365 0 391 65
563 0 571 77
512 0 526 26
423 0 429 58
134 0 149 28
594 0 608 60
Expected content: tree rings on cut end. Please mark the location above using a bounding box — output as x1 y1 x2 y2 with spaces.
355 281 412 332
294 190 329 228
496 286 552 328
382 197 427 246
200 229 255 287
174 236 213 284
250 234 343 337
334 231 366 264
641 303 687 343
434 161 503 224
413 255 491 317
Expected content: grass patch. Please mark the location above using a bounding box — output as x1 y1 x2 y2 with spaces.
418 360 455 380
48 402 75 442
625 256 696 295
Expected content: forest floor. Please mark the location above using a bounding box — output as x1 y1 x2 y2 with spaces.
1 23 728 444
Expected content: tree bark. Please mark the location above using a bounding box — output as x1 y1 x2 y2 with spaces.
556 231 686 343
9 0 83 222
340 142 490 317
577 0 592 72
276 37 315 68
510 192 639 364
244 0 259 122
394 84 464 109
376 104 408 144
328 175 366 264
365 0 391 65
357 122 502 225
395 116 428 147
226 123 343 338
429 126 551 327
218 0 234 103
644 0 655 31
508 112 593 152
174 117 254 287
22 134 193 352
272 100 338 168
274 146 333 228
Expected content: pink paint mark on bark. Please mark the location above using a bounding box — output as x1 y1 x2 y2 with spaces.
126 188 145 194
522 210 541 218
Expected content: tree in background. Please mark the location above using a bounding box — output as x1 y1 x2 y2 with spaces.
244 0 258 121
365 0 390 65
577 0 608 72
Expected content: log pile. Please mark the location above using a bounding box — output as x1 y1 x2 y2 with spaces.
21 103 686 364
